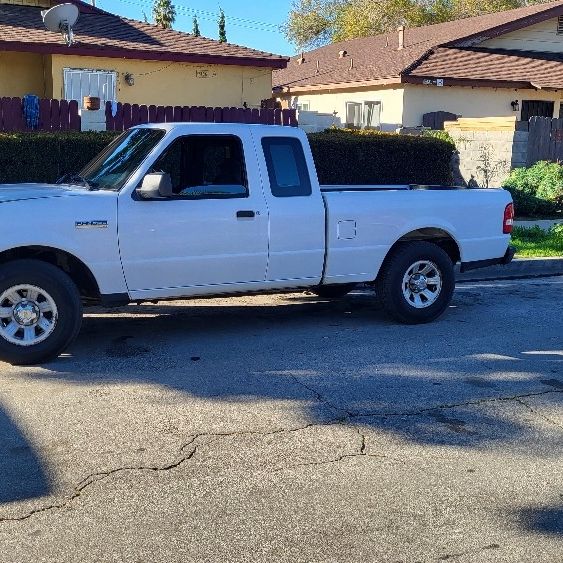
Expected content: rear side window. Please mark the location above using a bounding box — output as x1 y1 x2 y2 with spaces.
261 137 312 197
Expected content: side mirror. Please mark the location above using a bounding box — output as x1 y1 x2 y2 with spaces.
137 172 173 199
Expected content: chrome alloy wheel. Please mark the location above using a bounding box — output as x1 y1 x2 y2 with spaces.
401 260 442 309
0 285 58 346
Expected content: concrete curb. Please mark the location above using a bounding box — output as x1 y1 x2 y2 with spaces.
456 257 563 282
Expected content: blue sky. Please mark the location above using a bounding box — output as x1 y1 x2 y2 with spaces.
96 0 296 56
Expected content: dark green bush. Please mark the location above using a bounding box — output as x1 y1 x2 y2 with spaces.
0 132 119 184
308 129 454 185
502 161 563 217
0 128 454 188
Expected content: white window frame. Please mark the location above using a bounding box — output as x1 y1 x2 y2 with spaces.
363 101 382 129
345 101 362 128
557 15 563 35
63 68 118 103
296 102 310 112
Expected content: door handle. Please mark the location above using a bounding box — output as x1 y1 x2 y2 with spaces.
236 210 255 218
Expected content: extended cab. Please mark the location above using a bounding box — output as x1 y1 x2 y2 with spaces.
0 123 514 365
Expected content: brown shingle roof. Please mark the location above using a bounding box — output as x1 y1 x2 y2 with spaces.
273 0 563 90
408 47 563 89
0 2 287 68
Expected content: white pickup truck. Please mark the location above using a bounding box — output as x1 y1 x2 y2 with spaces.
0 123 514 365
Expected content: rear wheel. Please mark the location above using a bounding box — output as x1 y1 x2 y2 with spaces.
0 260 82 365
311 283 357 299
376 242 455 324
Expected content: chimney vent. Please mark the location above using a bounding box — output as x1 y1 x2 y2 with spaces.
339 50 347 58
297 52 305 65
398 25 405 50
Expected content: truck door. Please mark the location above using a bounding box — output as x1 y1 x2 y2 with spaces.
118 131 269 298
253 131 325 284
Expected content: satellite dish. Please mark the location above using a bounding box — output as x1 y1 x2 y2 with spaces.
41 3 80 47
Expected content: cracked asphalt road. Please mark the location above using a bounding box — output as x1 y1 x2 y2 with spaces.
0 277 561 562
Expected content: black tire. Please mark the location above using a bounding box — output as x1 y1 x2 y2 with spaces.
311 283 357 299
376 242 455 324
0 260 82 365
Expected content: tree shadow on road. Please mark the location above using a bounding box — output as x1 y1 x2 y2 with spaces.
516 505 563 537
1 284 562 508
0 406 49 504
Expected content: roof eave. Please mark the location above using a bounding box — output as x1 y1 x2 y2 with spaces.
403 74 537 90
0 40 288 69
273 76 402 94
445 3 563 48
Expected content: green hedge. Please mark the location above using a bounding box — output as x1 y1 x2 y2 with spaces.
0 132 119 184
502 161 563 218
0 128 454 187
308 128 454 185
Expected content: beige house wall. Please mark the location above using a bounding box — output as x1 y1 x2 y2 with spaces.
402 84 562 127
481 17 563 52
281 86 405 131
48 55 272 108
0 51 49 97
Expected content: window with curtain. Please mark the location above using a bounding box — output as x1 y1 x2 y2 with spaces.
363 101 381 129
345 102 362 128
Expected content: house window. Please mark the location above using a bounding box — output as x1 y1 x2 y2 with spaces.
557 15 563 35
521 100 554 121
296 102 310 112
363 101 381 129
345 102 362 128
63 68 117 103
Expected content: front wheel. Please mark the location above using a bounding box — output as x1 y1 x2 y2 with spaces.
376 242 455 324
0 260 83 365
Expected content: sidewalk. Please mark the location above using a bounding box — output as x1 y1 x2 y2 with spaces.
456 256 563 282
514 219 562 230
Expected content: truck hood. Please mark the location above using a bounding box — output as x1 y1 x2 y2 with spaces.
0 183 88 203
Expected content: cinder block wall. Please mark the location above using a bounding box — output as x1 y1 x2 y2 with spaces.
449 129 528 187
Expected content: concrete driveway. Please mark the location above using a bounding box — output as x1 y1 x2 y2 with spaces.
0 277 561 562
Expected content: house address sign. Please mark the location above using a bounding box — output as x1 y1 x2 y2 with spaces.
195 69 217 79
422 78 444 86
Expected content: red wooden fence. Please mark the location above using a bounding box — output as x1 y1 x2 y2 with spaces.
0 97 298 133
0 97 80 132
106 102 298 131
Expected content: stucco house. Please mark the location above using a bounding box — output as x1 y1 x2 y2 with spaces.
0 0 287 108
273 0 563 130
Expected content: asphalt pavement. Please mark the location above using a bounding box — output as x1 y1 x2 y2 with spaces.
0 277 561 562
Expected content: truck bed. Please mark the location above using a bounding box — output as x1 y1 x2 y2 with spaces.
320 185 468 192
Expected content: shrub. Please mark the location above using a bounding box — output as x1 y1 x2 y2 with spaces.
0 131 119 184
421 129 456 148
502 161 563 217
0 128 454 188
308 129 454 185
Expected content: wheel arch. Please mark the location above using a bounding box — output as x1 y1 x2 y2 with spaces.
375 228 461 281
0 246 101 303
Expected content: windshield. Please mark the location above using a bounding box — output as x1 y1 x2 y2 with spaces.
79 128 166 191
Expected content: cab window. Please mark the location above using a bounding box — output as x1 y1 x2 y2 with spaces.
150 135 248 199
262 137 312 197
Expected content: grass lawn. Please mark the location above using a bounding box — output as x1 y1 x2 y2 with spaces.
511 225 563 257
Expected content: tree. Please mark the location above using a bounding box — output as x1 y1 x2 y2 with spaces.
193 15 201 36
218 8 227 42
284 0 551 50
152 0 176 29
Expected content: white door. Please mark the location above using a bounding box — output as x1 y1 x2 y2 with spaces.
253 130 325 284
118 132 269 298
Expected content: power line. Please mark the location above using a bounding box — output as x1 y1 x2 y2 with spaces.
101 0 283 33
